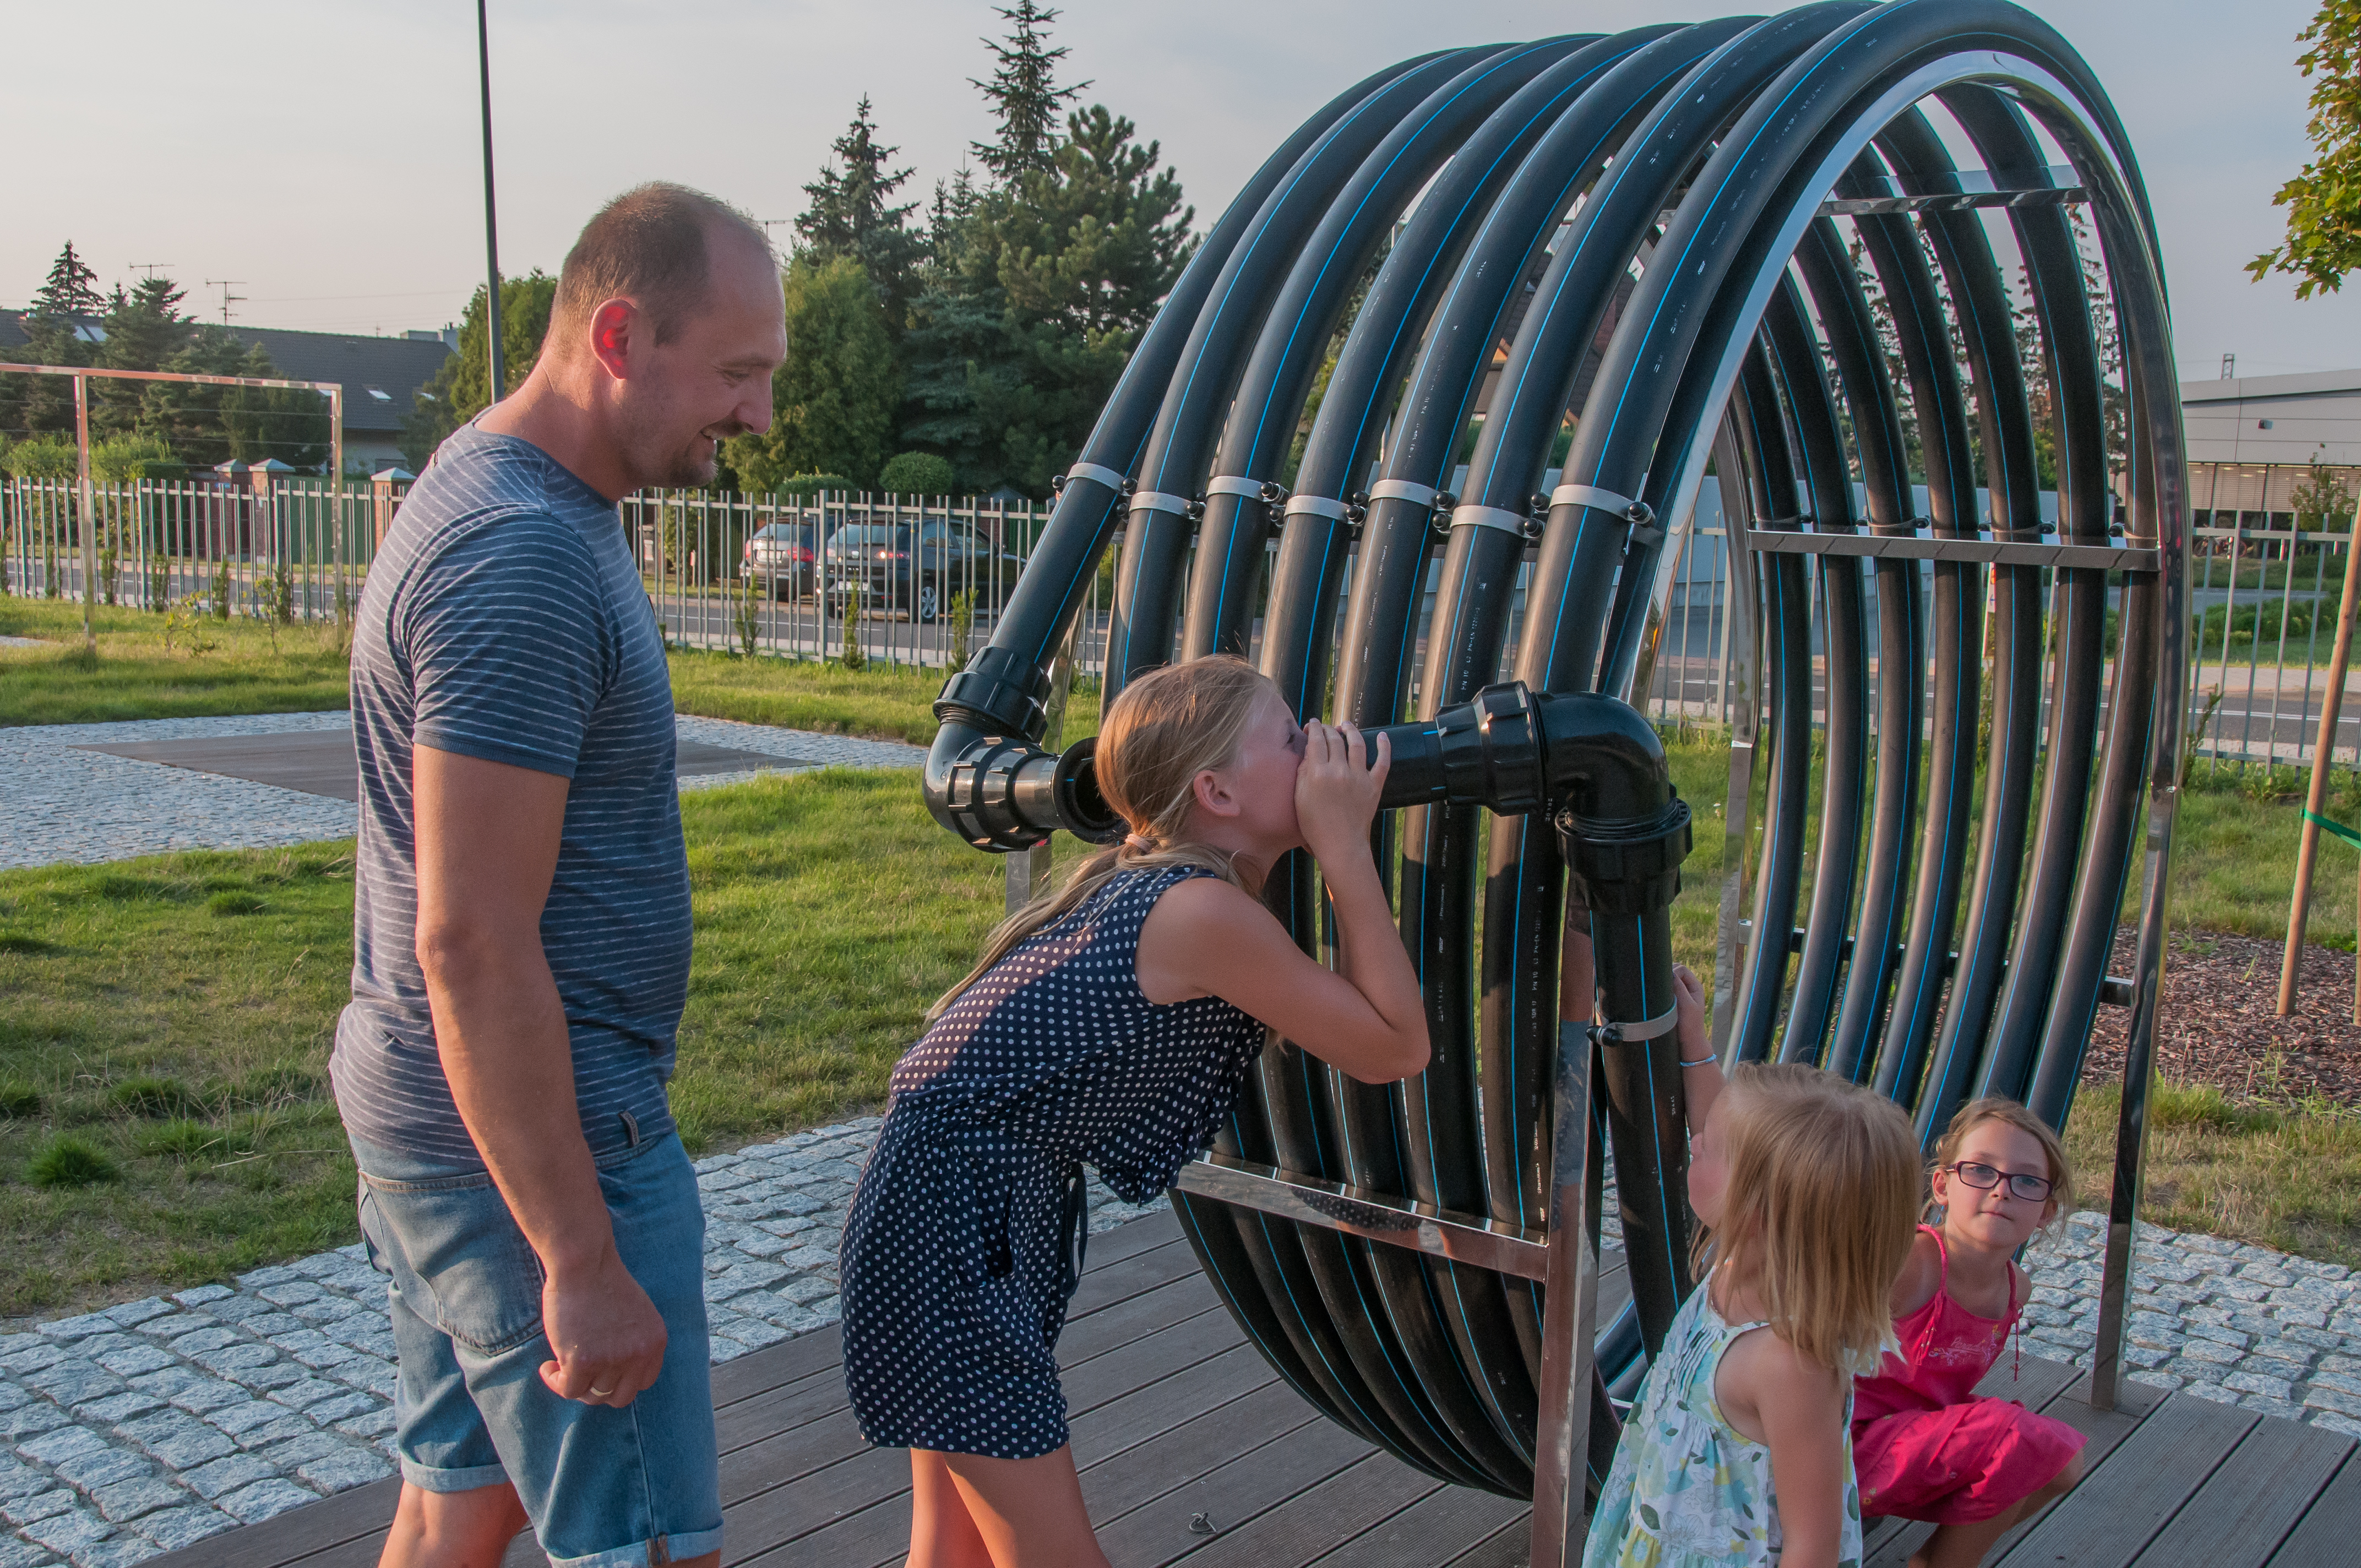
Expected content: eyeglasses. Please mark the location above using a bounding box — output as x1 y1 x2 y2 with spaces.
1944 1161 2056 1203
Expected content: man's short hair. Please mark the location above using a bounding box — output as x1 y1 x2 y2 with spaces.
553 182 773 347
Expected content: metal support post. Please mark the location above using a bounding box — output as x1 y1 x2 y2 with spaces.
74 374 94 652
1529 1016 1601 1567
1005 627 1078 914
1710 429 1759 1059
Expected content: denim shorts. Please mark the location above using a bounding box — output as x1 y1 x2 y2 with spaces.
351 1128 723 1568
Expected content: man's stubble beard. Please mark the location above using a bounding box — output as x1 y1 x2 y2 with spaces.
617 388 726 490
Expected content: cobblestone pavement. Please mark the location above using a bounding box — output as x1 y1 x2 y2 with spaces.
0 712 924 872
2017 1211 2361 1436
0 1116 1166 1567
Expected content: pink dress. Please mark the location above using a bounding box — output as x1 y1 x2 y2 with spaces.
1851 1226 2085 1524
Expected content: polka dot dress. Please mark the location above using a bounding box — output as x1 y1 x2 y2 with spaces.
840 865 1265 1459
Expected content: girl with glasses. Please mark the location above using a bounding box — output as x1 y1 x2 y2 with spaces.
1851 1097 2088 1568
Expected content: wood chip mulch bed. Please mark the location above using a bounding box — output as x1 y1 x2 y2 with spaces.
2081 926 2361 1110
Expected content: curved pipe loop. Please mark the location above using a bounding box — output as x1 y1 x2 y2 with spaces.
913 2 2185 1514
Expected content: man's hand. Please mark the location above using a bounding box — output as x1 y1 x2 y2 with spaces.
540 1245 668 1407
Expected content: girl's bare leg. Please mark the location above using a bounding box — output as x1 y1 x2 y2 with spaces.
916 1446 1107 1568
909 1450 996 1568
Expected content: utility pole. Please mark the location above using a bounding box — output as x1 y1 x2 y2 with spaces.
477 0 505 404
203 280 246 324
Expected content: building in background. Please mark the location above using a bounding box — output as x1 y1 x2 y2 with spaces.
2184 369 2361 524
0 312 451 473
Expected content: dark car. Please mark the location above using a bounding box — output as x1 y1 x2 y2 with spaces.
742 520 819 600
823 520 1021 622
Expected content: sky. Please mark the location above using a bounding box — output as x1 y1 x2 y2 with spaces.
3 0 2352 386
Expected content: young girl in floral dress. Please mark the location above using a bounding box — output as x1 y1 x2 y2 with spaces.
1580 964 1921 1568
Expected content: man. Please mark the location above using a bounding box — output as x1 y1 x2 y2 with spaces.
331 182 786 1568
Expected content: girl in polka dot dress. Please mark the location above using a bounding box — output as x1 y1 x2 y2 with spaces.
839 655 1430 1568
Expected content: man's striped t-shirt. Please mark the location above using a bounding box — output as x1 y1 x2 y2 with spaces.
331 424 689 1167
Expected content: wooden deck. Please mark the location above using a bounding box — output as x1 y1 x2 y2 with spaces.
154 1209 2359 1568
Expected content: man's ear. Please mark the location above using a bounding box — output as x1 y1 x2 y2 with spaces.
1192 768 1242 821
588 299 638 383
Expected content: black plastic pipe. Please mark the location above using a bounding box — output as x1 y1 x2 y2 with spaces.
913 3 2187 1507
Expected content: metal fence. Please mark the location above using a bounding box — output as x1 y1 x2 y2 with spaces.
0 474 372 622
6 465 2355 773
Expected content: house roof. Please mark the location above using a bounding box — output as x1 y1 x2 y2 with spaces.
214 326 451 434
0 311 451 435
2182 368 2361 405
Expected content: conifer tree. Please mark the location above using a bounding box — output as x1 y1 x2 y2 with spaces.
970 2 1087 180
798 97 928 328
29 241 104 322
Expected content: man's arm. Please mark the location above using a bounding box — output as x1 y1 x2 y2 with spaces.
412 743 667 1407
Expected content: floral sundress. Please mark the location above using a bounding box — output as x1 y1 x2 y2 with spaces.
1582 1273 1864 1567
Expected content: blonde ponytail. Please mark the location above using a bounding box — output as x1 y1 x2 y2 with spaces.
926 656 1272 1023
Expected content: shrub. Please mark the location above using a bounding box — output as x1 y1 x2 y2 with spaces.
949 588 975 671
878 451 956 498
89 435 179 484
0 435 75 480
776 473 852 499
840 584 866 671
27 1136 119 1188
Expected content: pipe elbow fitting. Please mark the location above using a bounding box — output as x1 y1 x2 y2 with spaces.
1532 692 1689 917
924 723 1124 853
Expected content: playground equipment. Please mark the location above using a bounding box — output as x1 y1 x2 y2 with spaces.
920 6 2185 1560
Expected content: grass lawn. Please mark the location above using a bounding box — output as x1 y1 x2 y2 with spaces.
0 595 1081 748
0 598 350 727
2065 1081 2361 1268
8 594 2359 1307
0 769 1046 1318
666 645 1105 747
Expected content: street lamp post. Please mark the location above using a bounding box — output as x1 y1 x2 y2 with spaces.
477 0 505 404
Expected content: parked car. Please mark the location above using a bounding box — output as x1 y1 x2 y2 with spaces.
824 520 1022 622
742 520 819 600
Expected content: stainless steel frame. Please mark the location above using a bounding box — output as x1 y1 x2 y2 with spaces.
1172 981 1608 1564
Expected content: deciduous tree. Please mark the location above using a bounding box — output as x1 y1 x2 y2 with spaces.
2252 1 2361 297
401 272 557 469
726 255 901 491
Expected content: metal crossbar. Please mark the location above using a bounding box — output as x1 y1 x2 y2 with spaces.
1744 525 2159 571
